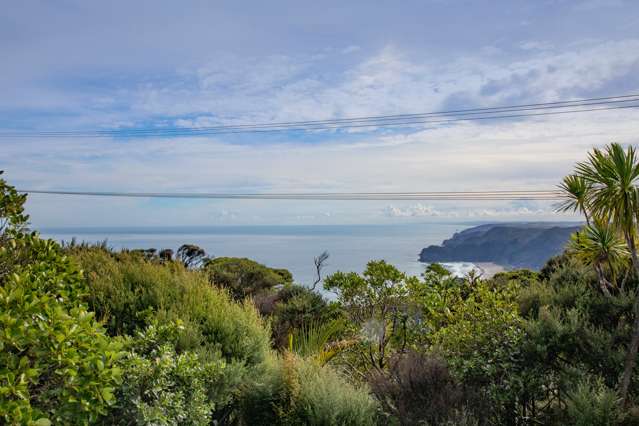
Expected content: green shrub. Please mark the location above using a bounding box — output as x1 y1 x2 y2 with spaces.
0 173 124 424
238 353 378 425
102 321 241 425
0 234 123 425
72 248 271 366
566 378 623 426
294 357 378 425
431 282 524 422
204 257 292 301
267 284 336 348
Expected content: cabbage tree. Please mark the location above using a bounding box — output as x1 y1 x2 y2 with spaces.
573 143 639 404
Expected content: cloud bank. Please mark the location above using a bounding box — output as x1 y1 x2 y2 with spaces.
1 1 638 226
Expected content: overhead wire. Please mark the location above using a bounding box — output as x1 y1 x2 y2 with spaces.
19 189 564 201
1 94 638 138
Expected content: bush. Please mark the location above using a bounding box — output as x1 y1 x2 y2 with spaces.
0 234 123 425
71 248 271 366
566 378 623 426
204 257 293 301
267 284 336 348
0 173 124 424
431 282 524 423
238 353 379 425
369 351 478 425
102 321 240 426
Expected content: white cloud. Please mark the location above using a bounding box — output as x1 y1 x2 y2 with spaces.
383 204 445 217
109 37 639 133
382 203 576 219
4 36 639 227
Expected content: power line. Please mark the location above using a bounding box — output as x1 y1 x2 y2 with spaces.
2 94 638 139
8 94 639 135
20 189 563 201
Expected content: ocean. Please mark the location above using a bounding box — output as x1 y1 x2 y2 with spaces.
40 223 479 292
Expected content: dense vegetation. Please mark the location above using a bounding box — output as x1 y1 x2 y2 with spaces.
1 142 639 424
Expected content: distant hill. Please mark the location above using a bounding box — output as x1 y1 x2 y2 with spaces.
419 223 582 270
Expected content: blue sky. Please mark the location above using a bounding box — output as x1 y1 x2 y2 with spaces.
2 0 639 226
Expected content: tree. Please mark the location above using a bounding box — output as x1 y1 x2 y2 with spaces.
576 143 639 276
176 244 207 268
204 257 292 300
323 261 417 371
311 250 329 291
431 281 525 422
574 143 639 404
568 221 629 297
158 248 173 261
267 284 334 348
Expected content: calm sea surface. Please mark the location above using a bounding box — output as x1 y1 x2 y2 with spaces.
40 223 477 292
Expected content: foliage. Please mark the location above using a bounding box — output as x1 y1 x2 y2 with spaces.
288 319 348 365
238 352 379 425
568 221 629 295
566 378 624 426
102 321 237 426
204 256 293 300
431 281 525 422
158 248 174 262
558 173 593 221
489 269 539 289
324 260 418 371
559 142 639 404
71 247 271 366
0 170 29 234
265 284 337 348
369 351 478 426
0 174 123 425
517 255 634 423
176 244 208 268
575 143 639 241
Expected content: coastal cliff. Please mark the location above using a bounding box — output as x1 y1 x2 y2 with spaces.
419 223 581 270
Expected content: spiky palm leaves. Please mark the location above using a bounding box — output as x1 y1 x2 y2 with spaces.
558 143 639 286
568 221 629 296
288 320 350 366
558 174 592 224
558 142 639 404
575 143 639 274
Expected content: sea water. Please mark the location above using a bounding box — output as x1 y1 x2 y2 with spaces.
40 223 479 292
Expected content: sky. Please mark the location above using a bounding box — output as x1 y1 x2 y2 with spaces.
2 0 639 227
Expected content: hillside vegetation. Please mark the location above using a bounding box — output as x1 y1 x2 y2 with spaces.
2 142 639 425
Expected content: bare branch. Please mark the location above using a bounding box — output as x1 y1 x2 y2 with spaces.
311 250 329 291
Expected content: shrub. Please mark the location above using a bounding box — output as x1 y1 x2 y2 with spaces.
72 248 271 366
204 257 293 301
102 322 239 426
0 173 123 424
238 352 379 425
369 351 478 425
267 284 335 348
566 378 623 426
431 282 524 422
0 234 123 425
